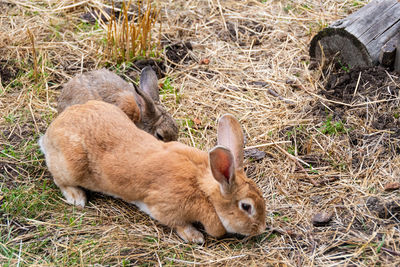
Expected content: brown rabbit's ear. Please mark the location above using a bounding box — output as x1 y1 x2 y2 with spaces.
217 114 244 169
139 66 160 102
209 146 235 194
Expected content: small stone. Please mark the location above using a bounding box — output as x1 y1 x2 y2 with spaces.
366 197 386 218
384 182 400 192
250 81 268 87
312 211 332 226
310 195 323 204
285 78 296 85
244 148 266 161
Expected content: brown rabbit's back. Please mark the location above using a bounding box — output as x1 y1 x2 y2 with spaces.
46 101 206 203
51 100 157 157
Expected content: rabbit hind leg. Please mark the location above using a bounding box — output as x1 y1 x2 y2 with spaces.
58 185 87 208
43 139 87 208
51 167 87 208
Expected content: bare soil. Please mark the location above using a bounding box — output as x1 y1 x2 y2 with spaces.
311 67 400 170
318 67 400 137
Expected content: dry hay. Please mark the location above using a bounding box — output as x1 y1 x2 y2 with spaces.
1 0 400 266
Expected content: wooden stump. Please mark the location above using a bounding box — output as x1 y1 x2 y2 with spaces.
310 0 400 69
395 38 400 72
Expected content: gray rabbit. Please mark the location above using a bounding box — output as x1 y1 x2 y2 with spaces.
57 67 178 141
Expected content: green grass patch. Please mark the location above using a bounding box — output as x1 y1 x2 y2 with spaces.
319 116 350 135
1 183 58 221
160 77 174 94
160 77 182 104
75 21 100 33
1 144 18 159
143 235 158 243
283 4 293 12
376 235 385 253
308 164 319 174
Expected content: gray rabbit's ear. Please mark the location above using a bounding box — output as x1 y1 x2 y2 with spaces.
134 84 157 119
139 66 160 102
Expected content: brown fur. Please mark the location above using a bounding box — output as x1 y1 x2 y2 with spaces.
41 101 266 243
57 67 178 141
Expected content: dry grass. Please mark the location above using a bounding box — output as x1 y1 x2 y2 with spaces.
1 0 400 266
104 0 161 63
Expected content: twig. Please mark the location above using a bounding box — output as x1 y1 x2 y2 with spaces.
216 0 227 31
250 81 296 105
27 29 38 82
267 88 296 105
164 257 201 265
28 92 40 134
16 240 22 267
186 119 196 148
275 144 320 186
353 71 362 97
244 141 291 150
381 247 400 256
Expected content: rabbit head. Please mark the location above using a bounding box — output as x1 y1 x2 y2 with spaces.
208 114 266 236
134 66 179 142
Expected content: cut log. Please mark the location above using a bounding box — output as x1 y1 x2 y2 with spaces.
379 34 399 68
310 0 400 69
395 38 400 72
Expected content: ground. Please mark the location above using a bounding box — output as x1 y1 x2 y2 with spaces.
1 0 400 266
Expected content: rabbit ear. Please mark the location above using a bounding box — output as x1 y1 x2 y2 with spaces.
217 114 244 170
209 146 235 194
139 66 160 102
134 84 157 119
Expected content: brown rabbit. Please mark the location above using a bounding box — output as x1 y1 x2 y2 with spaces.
57 67 178 142
39 100 266 243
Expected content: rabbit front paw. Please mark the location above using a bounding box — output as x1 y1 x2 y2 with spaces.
176 224 204 244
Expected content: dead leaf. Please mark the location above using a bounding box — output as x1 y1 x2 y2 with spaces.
193 118 201 125
200 58 210 65
285 229 296 237
384 182 400 192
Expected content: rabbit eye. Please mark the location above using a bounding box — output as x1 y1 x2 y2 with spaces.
155 132 164 141
241 203 252 213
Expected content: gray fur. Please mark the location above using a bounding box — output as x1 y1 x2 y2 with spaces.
57 67 178 142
